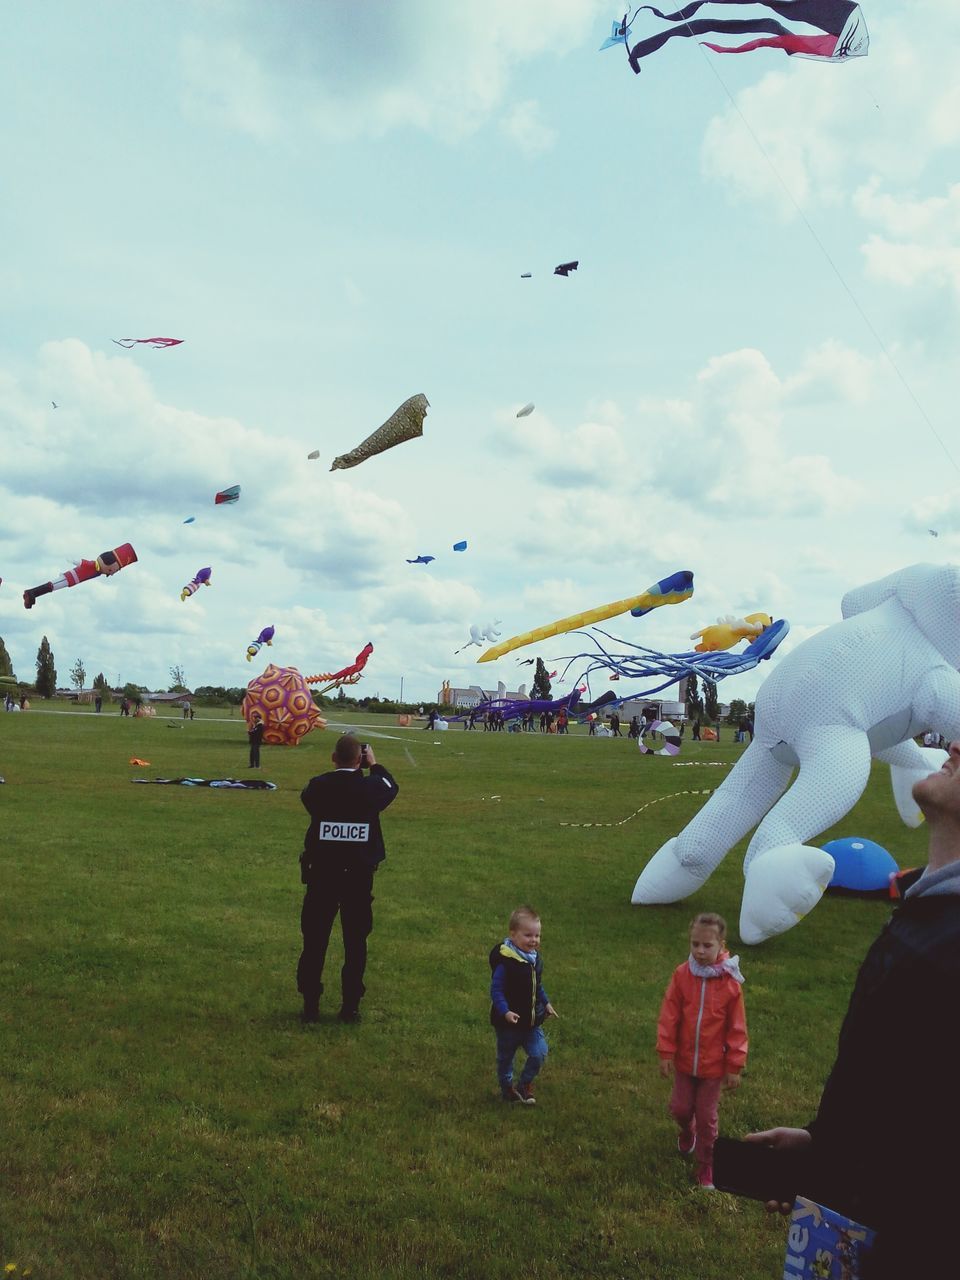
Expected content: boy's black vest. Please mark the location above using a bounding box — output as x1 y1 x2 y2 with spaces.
488 943 545 1031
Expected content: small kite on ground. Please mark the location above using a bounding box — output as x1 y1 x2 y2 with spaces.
554 261 579 277
623 1 868 71
23 543 138 610
407 555 436 565
453 540 468 552
132 777 277 790
638 720 682 757
181 567 212 601
247 625 275 662
330 393 429 471
516 403 535 418
477 570 694 663
112 337 183 348
215 485 240 505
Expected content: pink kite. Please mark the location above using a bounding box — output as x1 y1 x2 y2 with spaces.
112 337 184 349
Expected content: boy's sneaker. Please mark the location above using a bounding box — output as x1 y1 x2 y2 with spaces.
517 1082 536 1105
501 1085 523 1103
696 1164 715 1190
677 1126 696 1156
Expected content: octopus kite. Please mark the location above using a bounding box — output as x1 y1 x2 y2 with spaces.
23 543 138 610
330 394 429 471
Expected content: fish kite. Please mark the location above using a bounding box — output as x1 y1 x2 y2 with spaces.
407 555 436 565
183 516 196 524
246 625 275 662
181 567 212 601
453 540 468 552
305 642 374 694
23 543 138 610
330 393 429 471
622 1 869 71
112 337 184 348
215 485 241 505
516 403 535 418
477 570 694 663
554 261 579 277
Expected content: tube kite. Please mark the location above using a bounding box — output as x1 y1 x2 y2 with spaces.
623 1 868 71
181 567 212 601
477 571 694 663
112 337 183 348
305 642 374 694
23 543 138 610
246 625 275 662
516 403 535 418
215 485 241 505
453 540 468 552
330 394 429 471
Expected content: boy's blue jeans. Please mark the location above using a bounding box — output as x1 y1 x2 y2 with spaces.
495 1025 548 1088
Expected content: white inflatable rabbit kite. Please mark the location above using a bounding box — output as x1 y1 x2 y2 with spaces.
632 564 958 943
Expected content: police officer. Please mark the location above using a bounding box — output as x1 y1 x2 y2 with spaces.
297 733 399 1024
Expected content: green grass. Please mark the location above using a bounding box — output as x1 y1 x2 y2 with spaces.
0 709 930 1278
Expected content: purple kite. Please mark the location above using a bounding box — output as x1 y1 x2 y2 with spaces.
247 625 275 662
624 1 868 70
181 567 212 601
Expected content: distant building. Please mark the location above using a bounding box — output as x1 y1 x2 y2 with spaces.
439 680 527 708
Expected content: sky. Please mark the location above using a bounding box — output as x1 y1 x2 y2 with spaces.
1 0 958 705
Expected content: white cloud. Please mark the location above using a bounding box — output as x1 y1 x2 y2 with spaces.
855 180 960 301
499 100 557 154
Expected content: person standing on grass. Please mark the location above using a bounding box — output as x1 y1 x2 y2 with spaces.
746 740 960 1277
297 735 399 1025
489 905 559 1104
657 912 747 1190
248 712 265 768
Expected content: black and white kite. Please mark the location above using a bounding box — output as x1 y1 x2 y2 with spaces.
619 1 869 71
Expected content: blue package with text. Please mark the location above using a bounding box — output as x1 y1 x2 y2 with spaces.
782 1196 875 1279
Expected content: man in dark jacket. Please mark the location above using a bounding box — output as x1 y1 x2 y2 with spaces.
747 739 960 1277
297 734 399 1024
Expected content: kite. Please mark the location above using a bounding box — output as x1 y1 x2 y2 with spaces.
407 555 436 565
112 337 183 348
455 621 503 654
215 485 240 505
637 719 682 756
246 625 275 662
929 529 939 538
305 642 374 695
554 261 579 277
453 540 468 552
181 567 212 601
307 450 321 460
599 15 633 48
632 562 960 945
23 542 138 610
690 613 773 653
461 688 616 726
330 393 429 471
554 616 788 700
623 1 869 71
132 777 277 790
477 570 694 663
183 517 196 524
520 272 532 278
516 403 535 418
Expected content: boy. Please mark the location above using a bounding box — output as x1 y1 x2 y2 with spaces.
489 906 558 1104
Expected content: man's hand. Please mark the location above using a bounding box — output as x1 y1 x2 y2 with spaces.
744 1127 812 1214
504 1011 520 1025
659 1058 674 1079
545 1003 559 1019
362 744 377 768
723 1072 741 1092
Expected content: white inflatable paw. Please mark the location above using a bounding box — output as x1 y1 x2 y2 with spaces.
890 748 946 828
631 837 714 905
739 844 836 944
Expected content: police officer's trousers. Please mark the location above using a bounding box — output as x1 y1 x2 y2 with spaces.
297 863 375 1010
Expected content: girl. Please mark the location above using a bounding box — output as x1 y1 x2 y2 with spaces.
656 912 748 1189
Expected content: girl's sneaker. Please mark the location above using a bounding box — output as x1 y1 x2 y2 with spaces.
677 1126 696 1156
696 1164 715 1190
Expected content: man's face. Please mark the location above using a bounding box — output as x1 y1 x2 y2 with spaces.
913 741 960 817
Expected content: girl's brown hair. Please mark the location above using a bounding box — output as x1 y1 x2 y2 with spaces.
689 911 726 939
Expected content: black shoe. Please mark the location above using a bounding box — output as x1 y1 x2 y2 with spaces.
301 998 320 1024
337 1006 361 1024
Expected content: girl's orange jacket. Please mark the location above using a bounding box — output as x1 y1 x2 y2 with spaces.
656 954 748 1079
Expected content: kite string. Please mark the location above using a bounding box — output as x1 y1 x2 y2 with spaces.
560 786 714 828
681 29 958 477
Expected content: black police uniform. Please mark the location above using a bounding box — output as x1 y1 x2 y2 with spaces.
297 762 399 1014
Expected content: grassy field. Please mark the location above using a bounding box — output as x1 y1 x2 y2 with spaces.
0 707 931 1279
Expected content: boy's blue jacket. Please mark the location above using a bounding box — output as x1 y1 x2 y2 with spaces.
489 941 550 1031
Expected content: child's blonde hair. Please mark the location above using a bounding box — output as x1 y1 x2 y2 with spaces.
509 905 540 932
689 911 726 939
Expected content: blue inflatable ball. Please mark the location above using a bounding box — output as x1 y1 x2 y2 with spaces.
822 836 898 893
